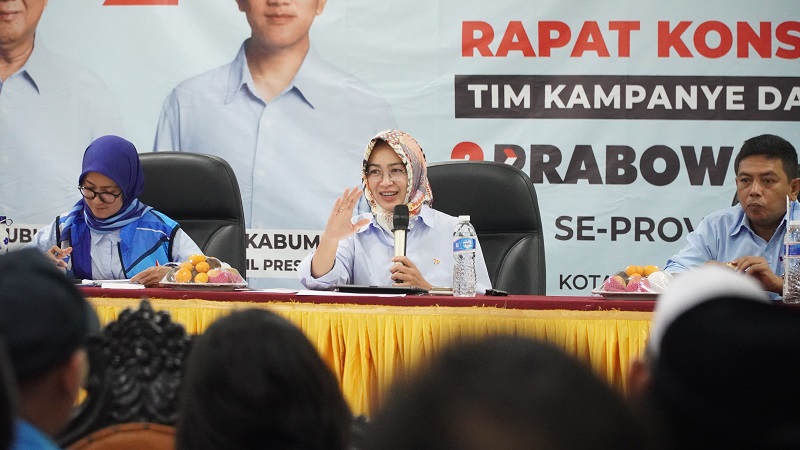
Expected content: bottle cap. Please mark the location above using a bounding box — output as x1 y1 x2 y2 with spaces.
458 215 470 222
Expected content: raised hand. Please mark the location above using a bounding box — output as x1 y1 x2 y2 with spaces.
321 187 370 242
311 187 370 278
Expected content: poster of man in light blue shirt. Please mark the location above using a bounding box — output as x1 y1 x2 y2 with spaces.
0 0 123 244
153 0 396 287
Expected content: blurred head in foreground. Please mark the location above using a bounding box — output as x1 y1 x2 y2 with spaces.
365 335 643 450
0 248 96 438
629 265 800 449
0 339 16 450
176 309 352 450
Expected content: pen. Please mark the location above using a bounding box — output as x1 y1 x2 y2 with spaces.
52 249 69 262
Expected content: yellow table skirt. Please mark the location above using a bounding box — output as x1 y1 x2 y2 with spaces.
87 296 652 417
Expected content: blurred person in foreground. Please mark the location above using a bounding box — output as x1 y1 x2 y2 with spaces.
0 0 122 227
0 248 98 450
30 135 202 287
176 308 352 450
665 134 800 299
298 129 491 291
628 265 800 449
365 335 644 450
0 339 16 450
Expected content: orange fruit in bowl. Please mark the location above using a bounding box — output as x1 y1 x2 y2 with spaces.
643 265 660 276
188 254 207 265
175 268 193 283
179 261 194 272
195 261 210 273
194 272 209 283
624 265 644 277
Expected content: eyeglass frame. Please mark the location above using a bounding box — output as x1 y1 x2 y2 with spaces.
365 166 407 182
78 186 123 204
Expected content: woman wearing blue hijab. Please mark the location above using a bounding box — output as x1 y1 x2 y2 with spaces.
31 135 202 286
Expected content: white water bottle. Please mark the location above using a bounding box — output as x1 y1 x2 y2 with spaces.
783 219 800 303
452 215 477 297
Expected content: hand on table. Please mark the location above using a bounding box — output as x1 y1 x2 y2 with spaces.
390 256 433 290
131 266 172 288
728 256 783 294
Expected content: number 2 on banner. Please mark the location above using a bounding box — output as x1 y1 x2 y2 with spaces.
103 0 178 5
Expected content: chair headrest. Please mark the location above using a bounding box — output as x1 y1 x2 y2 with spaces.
139 152 243 220
427 161 541 233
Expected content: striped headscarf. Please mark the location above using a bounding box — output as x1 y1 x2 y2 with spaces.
362 129 433 231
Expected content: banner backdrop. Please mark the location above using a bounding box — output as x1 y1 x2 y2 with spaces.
4 0 799 294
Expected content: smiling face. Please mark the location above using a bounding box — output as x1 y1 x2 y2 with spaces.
80 172 124 219
736 155 800 238
366 143 408 212
236 0 325 53
0 0 46 49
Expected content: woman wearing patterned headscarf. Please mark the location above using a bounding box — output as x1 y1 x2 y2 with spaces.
31 135 202 286
298 129 491 291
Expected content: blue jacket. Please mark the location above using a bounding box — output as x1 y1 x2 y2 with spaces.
58 210 179 279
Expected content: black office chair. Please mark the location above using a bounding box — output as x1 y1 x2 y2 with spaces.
138 152 247 276
427 160 546 295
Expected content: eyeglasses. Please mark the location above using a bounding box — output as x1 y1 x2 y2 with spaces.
78 187 123 204
366 167 407 182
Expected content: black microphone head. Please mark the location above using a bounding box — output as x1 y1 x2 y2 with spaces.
393 204 410 231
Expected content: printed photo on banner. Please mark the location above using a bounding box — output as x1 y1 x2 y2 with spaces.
8 0 799 293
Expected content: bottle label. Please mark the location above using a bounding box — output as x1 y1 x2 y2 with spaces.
453 237 476 253
786 242 800 257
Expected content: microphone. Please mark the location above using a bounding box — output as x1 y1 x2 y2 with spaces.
392 204 410 258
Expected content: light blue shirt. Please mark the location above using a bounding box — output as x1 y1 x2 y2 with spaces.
298 205 492 292
153 43 396 230
665 205 786 300
0 38 123 227
10 419 60 450
31 216 202 280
